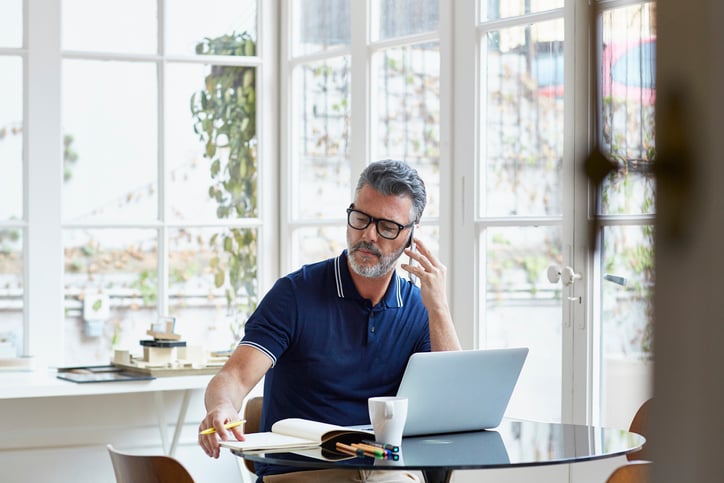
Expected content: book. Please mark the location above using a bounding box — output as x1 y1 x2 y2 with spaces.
56 365 156 383
219 418 373 454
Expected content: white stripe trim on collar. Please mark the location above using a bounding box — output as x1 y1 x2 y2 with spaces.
395 273 404 307
334 255 344 298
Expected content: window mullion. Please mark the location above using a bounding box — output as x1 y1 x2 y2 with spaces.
26 0 64 364
349 0 369 189
157 0 168 316
450 0 479 349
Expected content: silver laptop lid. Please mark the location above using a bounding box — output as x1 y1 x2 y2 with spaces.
397 348 528 436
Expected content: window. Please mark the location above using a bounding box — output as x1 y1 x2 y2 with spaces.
9 0 274 366
594 1 656 428
284 0 441 271
0 0 23 359
284 0 655 427
475 1 566 423
7 0 654 430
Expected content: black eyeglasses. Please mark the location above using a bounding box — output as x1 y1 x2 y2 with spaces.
346 207 414 240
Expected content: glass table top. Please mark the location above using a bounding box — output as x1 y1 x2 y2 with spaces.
235 418 645 472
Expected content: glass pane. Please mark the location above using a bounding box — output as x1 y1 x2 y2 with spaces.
482 226 562 421
292 57 351 220
372 0 438 41
599 3 656 216
0 229 23 358
481 20 564 217
168 227 258 351
599 224 654 428
62 60 158 223
481 0 563 21
62 0 156 54
166 0 257 56
168 62 258 221
63 228 157 365
290 226 346 269
0 0 22 47
0 56 23 221
292 0 350 56
372 42 440 218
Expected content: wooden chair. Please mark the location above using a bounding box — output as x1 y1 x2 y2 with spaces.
107 444 195 483
627 398 652 461
242 396 264 475
606 461 652 483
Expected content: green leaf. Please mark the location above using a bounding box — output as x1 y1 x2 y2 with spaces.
205 141 216 158
210 159 220 177
210 256 220 269
244 38 255 56
214 269 225 288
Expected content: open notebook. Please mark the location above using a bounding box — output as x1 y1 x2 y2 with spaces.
219 418 372 453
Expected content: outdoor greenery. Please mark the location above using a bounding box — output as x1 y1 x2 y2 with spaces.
601 97 656 359
190 31 259 339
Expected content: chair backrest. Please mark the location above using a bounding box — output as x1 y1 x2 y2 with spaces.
627 398 653 461
242 396 264 475
107 444 195 483
606 461 652 483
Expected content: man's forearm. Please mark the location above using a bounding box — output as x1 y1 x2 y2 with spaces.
204 369 248 413
428 308 461 351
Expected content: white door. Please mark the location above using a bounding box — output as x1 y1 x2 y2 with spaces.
453 0 656 425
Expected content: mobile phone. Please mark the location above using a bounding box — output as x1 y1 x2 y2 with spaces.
407 225 417 284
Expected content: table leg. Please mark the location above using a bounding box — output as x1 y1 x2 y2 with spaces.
422 469 452 483
169 389 191 456
153 391 170 454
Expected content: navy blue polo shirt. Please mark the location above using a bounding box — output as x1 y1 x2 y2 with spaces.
239 250 430 477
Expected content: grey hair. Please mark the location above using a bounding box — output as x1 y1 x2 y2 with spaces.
354 159 427 224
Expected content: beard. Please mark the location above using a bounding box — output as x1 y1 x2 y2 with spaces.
347 239 406 279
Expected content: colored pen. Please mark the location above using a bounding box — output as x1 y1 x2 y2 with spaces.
336 442 377 458
351 442 387 457
353 443 398 459
361 439 400 453
199 419 246 435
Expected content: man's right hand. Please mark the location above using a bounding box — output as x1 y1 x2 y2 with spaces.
198 345 272 458
198 404 246 458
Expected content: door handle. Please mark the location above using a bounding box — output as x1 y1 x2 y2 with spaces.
547 265 581 287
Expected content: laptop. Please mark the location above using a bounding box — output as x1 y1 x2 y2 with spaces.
397 347 528 436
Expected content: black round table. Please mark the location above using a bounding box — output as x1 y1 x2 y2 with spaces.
232 418 646 483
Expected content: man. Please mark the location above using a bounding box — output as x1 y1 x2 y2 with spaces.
199 160 460 481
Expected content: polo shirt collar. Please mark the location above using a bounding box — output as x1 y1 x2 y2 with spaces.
334 250 404 308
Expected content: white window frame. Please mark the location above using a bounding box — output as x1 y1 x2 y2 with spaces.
20 0 278 366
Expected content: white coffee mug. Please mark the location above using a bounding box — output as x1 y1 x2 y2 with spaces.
368 396 408 446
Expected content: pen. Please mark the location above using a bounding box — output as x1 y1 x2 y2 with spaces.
352 443 399 460
351 442 387 457
336 442 375 458
338 442 398 460
361 439 400 453
199 419 246 435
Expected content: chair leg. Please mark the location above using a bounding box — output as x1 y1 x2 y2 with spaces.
236 455 256 483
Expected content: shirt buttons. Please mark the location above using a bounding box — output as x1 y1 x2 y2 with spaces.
370 326 376 333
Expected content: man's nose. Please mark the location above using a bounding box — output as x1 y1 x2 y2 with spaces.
362 222 378 241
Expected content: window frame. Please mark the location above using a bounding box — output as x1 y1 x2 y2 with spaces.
19 0 278 365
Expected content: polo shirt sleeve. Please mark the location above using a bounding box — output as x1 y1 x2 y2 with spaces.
238 276 297 367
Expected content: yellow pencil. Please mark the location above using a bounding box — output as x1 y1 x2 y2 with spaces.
199 419 246 435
